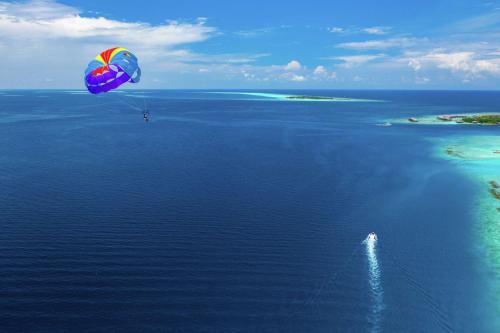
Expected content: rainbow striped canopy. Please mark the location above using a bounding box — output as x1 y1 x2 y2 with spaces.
84 47 141 94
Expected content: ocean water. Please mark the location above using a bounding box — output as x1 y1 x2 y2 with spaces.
0 90 499 332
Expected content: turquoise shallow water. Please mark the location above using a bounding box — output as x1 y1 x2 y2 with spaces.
0 89 498 332
433 135 500 315
207 91 380 102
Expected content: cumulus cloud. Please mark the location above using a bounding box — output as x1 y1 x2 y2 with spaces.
419 51 500 76
312 65 337 81
393 47 500 85
408 58 422 71
284 60 302 71
313 65 327 75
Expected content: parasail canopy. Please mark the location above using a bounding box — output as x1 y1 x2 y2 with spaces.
84 47 141 94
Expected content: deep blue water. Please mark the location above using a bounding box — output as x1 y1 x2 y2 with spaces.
0 90 499 332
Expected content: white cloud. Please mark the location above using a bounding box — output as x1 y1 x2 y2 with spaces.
231 62 341 84
291 74 306 81
332 54 386 68
0 0 77 19
328 26 392 35
241 70 256 79
363 26 391 35
397 49 500 81
322 12 500 87
312 65 337 81
424 51 475 71
408 58 422 71
421 51 500 76
313 65 327 75
284 60 302 71
328 27 344 33
277 71 306 82
0 2 215 47
337 38 419 50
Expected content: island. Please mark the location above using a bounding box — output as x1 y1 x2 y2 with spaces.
283 94 382 102
391 113 500 125
462 115 500 125
427 114 500 125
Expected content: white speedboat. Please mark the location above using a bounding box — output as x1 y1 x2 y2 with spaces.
367 232 377 242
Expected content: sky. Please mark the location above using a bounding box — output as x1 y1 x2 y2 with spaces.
0 0 500 89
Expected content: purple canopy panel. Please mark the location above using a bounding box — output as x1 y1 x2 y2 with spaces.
85 65 131 94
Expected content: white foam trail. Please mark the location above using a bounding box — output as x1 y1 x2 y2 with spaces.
364 236 385 332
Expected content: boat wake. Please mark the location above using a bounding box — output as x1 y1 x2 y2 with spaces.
364 234 385 332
